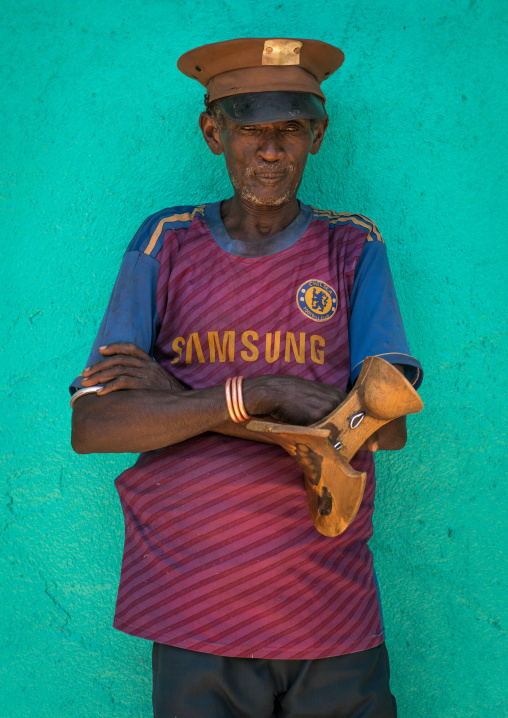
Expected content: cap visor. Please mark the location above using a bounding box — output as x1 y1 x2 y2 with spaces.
215 91 327 125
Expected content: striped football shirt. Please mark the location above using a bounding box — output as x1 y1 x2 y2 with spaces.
71 201 422 659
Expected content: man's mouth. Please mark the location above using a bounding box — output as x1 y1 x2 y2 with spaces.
246 165 294 181
252 170 291 183
256 173 286 180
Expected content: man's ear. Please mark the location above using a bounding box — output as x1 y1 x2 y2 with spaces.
309 118 328 156
199 112 223 156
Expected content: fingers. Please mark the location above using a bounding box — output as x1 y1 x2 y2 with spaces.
82 344 153 382
245 374 346 425
83 365 149 386
83 353 149 379
96 375 144 395
88 367 185 394
99 342 152 359
362 434 379 453
81 349 185 394
81 343 150 375
276 386 344 425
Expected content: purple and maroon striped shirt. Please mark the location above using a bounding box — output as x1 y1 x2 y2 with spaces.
109 203 413 660
72 202 422 658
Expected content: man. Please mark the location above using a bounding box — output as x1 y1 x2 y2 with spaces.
71 38 422 718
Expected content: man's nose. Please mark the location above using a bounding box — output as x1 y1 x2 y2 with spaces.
256 131 285 162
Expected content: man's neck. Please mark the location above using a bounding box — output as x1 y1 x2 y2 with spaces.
220 195 301 242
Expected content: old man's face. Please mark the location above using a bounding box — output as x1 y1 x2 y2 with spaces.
201 115 327 208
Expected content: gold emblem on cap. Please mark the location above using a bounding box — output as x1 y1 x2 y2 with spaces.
262 39 302 66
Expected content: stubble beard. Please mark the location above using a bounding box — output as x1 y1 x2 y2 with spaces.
230 164 296 207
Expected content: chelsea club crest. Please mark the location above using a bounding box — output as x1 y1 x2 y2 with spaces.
296 279 338 322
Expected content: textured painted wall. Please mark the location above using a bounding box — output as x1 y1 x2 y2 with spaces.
1 0 506 716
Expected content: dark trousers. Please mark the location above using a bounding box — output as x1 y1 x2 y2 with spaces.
152 642 397 718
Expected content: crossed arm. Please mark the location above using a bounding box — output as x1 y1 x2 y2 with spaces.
71 343 407 455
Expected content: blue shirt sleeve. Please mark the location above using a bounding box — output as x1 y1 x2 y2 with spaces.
349 240 423 389
69 250 160 394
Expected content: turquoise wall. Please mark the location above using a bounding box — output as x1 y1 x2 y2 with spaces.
1 0 506 716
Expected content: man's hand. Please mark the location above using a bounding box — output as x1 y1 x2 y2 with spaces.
243 375 347 426
361 416 407 452
81 343 185 395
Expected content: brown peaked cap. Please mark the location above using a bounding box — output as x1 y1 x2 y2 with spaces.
177 38 344 103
